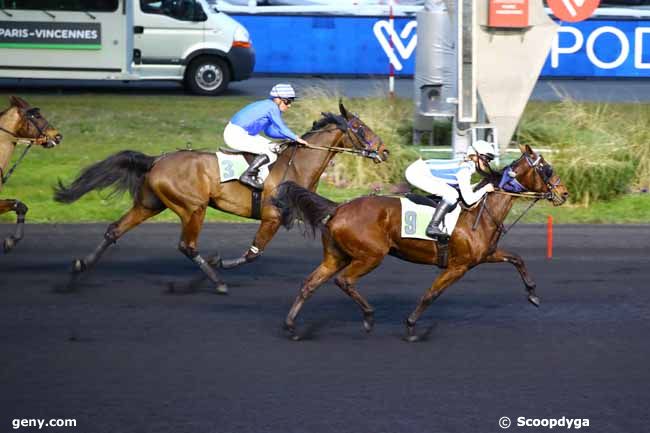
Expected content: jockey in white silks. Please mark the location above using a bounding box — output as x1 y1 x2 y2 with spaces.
404 140 497 239
223 83 310 190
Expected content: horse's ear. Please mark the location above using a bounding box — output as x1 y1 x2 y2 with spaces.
10 96 29 109
339 100 350 119
519 144 534 155
525 144 535 156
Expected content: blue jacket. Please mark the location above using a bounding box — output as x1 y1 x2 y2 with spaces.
230 99 298 140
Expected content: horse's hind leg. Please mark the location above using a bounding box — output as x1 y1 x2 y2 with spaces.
72 204 162 273
0 199 27 253
218 217 281 269
176 206 228 294
405 265 468 342
485 248 540 307
285 244 349 340
334 256 384 333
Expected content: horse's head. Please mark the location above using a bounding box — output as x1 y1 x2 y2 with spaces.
5 96 62 148
337 101 389 163
499 144 569 206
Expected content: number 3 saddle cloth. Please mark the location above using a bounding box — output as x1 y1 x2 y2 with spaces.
216 151 249 183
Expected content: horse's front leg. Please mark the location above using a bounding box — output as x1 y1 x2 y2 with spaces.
405 265 468 342
485 248 540 307
0 199 28 253
218 217 281 269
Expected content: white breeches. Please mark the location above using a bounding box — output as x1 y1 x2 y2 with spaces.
405 159 459 204
223 122 278 180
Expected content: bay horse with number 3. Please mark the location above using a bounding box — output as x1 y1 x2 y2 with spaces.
272 145 569 341
0 96 62 253
54 102 388 292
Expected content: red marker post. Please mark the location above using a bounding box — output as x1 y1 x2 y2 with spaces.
547 215 553 259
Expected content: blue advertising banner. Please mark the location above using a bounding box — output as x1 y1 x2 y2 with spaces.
233 15 416 75
542 19 650 77
233 14 650 78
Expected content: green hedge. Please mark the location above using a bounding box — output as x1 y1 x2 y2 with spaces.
519 100 644 205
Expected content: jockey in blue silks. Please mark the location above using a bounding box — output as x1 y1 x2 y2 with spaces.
223 83 310 190
405 140 497 239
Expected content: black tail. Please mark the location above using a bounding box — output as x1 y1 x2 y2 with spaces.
54 150 156 203
272 181 338 236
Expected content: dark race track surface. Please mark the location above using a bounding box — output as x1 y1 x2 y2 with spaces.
1 223 649 433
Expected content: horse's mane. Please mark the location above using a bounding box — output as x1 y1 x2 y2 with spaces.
308 112 347 133
475 165 503 189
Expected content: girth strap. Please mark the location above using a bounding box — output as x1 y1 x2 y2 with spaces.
251 189 262 220
437 235 450 268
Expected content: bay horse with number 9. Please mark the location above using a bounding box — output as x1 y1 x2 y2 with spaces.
54 102 388 292
272 145 569 341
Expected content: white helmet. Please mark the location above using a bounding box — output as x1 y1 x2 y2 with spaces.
269 83 296 99
467 139 497 159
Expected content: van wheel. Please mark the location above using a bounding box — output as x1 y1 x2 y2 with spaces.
185 57 230 96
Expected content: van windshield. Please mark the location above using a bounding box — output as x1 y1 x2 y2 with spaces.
1 0 119 12
204 0 219 12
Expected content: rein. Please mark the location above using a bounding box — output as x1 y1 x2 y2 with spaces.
302 141 367 156
0 126 39 146
0 107 52 185
495 189 550 200
301 120 382 159
1 142 33 185
473 192 540 240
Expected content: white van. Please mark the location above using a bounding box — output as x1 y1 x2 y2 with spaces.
0 0 255 95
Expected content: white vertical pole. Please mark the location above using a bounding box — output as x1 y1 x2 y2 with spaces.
388 0 395 98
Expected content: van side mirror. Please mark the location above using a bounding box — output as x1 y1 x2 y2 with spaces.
194 5 207 22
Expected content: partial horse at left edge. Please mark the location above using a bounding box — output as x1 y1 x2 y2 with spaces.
0 96 62 253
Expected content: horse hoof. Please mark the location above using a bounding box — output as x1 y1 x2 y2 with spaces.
528 294 541 307
72 259 86 274
363 313 375 333
207 256 222 268
403 334 421 343
3 237 16 253
215 283 229 295
283 322 300 341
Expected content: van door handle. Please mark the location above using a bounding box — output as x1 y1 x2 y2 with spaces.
134 26 144 34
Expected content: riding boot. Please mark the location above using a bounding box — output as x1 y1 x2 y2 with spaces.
425 201 454 239
239 154 270 190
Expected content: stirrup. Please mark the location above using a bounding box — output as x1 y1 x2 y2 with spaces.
425 225 445 239
239 174 263 190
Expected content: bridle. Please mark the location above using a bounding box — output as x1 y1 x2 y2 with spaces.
300 115 386 162
0 107 53 184
497 153 561 201
0 107 52 146
473 152 563 240
345 117 387 159
277 114 387 185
